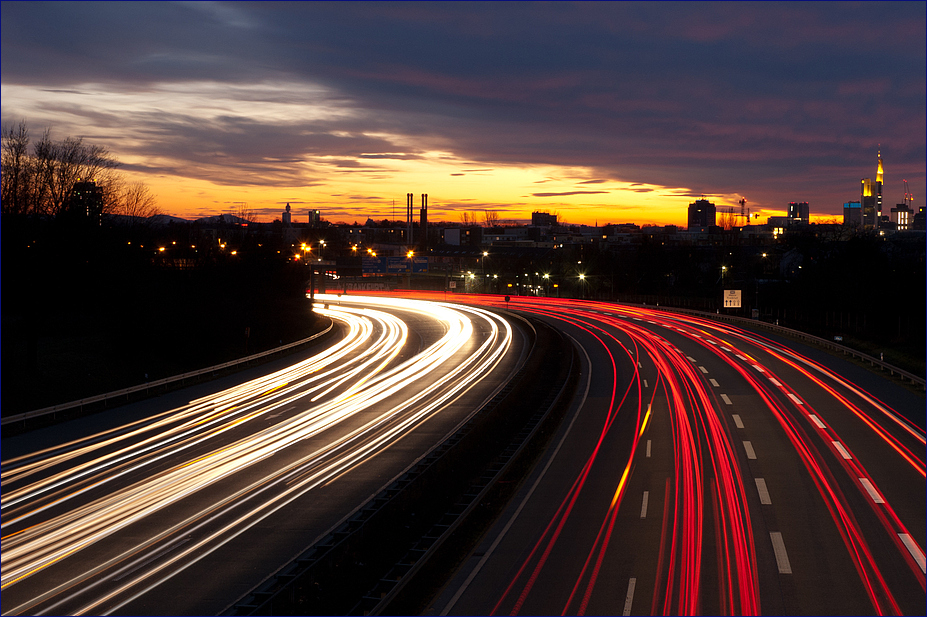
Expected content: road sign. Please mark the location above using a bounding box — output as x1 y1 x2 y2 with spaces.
723 289 742 308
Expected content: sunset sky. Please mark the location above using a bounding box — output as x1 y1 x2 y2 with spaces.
2 1 924 226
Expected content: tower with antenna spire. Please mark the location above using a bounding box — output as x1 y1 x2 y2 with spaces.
860 149 883 229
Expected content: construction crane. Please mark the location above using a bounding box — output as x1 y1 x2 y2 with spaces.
904 179 913 208
738 197 748 225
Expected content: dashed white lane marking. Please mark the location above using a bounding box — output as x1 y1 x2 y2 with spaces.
833 441 852 459
640 491 649 518
646 439 651 458
743 441 757 459
809 414 827 429
644 379 649 388
752 364 766 373
768 377 782 386
899 534 926 574
732 414 744 429
709 378 720 387
638 361 642 368
720 393 733 405
721 346 732 351
755 478 772 504
698 365 709 374
859 478 884 503
787 392 804 405
770 532 793 574
622 578 637 616
633 317 642 321
736 354 748 361
686 355 697 362
647 320 657 324
708 340 717 345
692 334 701 338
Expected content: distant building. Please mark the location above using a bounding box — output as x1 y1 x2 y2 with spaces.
787 201 809 224
66 180 104 224
308 209 321 227
860 150 883 229
891 202 912 231
843 201 862 227
913 206 926 231
531 211 558 227
687 198 716 231
282 203 292 225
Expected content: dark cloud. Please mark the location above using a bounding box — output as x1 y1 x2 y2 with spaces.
2 1 923 215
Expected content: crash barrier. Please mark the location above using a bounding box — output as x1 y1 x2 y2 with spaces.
627 303 925 390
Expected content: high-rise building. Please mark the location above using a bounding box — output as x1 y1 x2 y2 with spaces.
531 211 558 227
788 201 809 223
860 150 883 229
891 202 912 231
843 201 862 227
687 198 716 231
282 203 292 225
308 209 321 227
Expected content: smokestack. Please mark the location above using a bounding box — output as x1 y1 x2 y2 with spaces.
407 193 413 245
420 193 428 251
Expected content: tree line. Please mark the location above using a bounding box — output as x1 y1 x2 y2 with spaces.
1 120 160 220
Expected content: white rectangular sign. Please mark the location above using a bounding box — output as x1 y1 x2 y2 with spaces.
723 289 742 308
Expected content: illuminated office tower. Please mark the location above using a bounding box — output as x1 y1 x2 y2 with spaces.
860 150 883 229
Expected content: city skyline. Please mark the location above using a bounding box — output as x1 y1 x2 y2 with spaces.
2 1 924 226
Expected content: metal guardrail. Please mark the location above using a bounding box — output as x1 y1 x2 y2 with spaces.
625 303 925 390
2 322 335 427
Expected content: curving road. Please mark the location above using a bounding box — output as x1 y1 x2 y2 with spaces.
410 293 926 616
1 294 529 616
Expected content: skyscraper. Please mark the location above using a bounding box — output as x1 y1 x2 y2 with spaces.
860 150 883 229
788 201 809 223
687 198 716 231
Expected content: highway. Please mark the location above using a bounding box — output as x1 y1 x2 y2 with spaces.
1 294 528 616
417 294 926 616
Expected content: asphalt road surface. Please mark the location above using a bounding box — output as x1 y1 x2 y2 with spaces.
417 294 925 616
1 294 529 616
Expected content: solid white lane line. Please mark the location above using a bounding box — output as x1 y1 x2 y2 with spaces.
899 534 926 574
622 578 637 616
646 439 651 458
743 441 757 459
755 478 772 505
720 394 733 405
698 365 709 374
809 414 827 429
768 377 782 386
709 378 720 387
787 392 804 405
640 491 649 518
859 478 884 503
732 414 744 429
832 441 852 459
770 532 793 574
644 379 649 388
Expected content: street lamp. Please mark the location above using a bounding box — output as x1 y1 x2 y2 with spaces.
579 273 586 298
